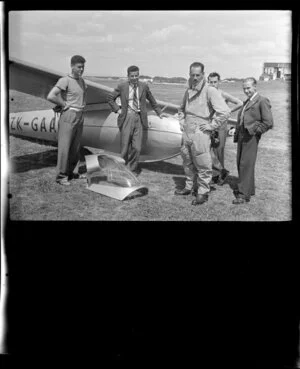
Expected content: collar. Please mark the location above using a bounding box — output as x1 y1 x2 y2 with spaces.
189 78 205 91
129 82 138 89
250 92 258 101
68 74 80 80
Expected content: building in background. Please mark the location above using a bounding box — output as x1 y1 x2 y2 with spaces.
259 62 291 81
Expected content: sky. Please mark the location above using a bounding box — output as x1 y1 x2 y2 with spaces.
8 10 292 79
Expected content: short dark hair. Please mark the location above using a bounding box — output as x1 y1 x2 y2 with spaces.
243 77 257 86
208 72 221 81
71 55 86 65
127 65 139 75
189 62 204 73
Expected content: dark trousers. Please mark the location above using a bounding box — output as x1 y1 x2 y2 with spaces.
120 111 143 171
212 123 228 177
56 109 84 179
236 125 260 199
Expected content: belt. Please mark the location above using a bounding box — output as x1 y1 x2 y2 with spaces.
186 113 210 121
69 107 84 112
128 107 140 114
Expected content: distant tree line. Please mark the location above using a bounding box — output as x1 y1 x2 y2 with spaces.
87 76 120 80
153 76 187 84
222 77 243 82
87 75 195 84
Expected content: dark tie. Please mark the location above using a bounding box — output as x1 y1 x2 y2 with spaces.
133 85 139 111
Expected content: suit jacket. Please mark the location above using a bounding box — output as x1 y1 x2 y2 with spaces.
107 81 162 129
237 93 273 136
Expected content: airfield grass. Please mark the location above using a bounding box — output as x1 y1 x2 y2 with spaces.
7 80 291 221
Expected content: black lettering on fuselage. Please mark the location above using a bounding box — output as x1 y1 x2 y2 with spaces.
40 117 47 132
16 116 22 131
49 117 56 133
10 116 16 131
31 117 38 131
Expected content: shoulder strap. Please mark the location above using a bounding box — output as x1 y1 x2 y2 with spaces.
187 81 206 103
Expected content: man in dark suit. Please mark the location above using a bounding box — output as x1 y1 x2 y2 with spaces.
233 77 273 204
107 65 166 174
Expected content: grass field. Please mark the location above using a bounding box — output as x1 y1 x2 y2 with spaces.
8 80 291 221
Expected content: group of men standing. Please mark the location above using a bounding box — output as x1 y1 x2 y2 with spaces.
47 55 274 206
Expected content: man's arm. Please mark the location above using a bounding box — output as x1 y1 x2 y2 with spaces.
178 91 187 118
221 91 243 113
206 87 231 130
145 85 163 117
254 98 274 134
107 85 122 114
47 86 67 109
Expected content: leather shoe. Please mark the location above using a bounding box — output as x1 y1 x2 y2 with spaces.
212 175 219 184
56 178 71 186
192 194 208 205
174 188 191 196
232 197 250 204
72 173 87 179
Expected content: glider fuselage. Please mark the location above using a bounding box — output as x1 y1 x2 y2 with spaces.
9 103 183 162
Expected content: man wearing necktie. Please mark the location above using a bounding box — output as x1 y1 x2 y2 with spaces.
108 65 166 175
233 77 273 204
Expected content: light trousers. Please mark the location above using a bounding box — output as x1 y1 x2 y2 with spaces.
181 127 212 195
212 122 228 177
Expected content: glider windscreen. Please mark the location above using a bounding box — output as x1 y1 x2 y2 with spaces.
87 155 140 188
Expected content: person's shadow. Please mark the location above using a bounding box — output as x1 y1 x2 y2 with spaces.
172 176 186 190
139 161 184 175
172 174 240 192
226 174 239 191
10 149 58 173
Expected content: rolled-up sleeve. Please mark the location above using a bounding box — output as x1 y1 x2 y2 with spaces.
107 85 121 113
208 87 231 129
55 77 68 91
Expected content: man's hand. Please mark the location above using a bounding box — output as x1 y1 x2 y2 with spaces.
53 104 68 113
117 109 122 115
159 113 169 119
198 122 213 132
177 112 185 120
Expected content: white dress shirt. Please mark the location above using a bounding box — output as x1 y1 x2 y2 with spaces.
128 84 140 111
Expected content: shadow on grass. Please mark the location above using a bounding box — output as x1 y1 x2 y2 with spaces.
139 161 184 175
10 149 57 173
10 146 92 174
173 175 238 193
124 187 149 201
226 175 239 191
172 176 186 190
